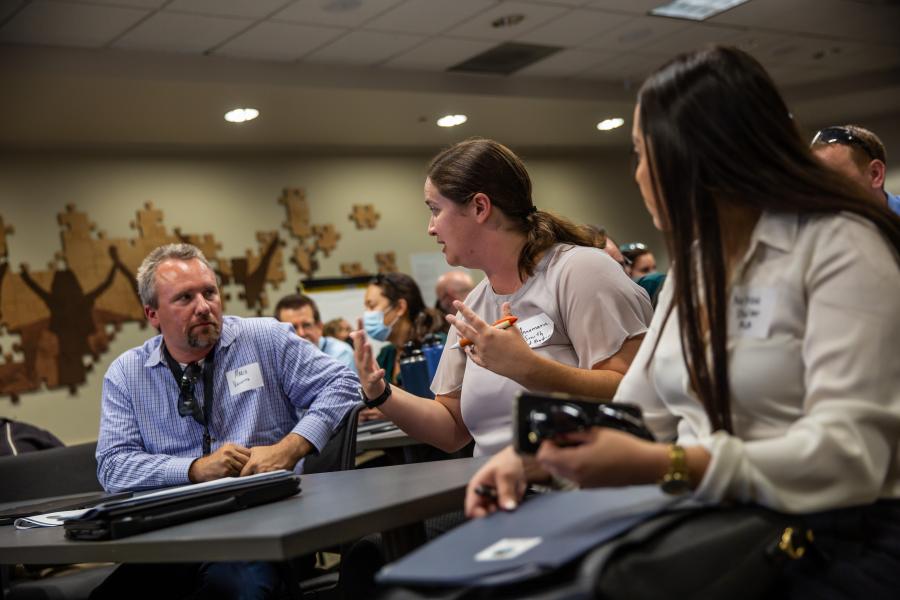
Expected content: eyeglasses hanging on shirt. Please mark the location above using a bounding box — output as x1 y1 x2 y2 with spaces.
162 344 216 456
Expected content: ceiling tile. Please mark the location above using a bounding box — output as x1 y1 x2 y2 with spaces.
581 0 665 15
385 37 495 70
516 8 633 46
711 0 900 46
365 0 497 35
304 29 425 66
580 14 689 52
446 1 569 41
768 66 847 88
577 51 670 83
636 22 744 56
817 41 900 73
515 48 612 77
62 0 168 7
215 21 346 61
112 11 253 53
524 0 591 6
0 0 149 47
166 0 293 19
273 0 404 28
728 32 852 71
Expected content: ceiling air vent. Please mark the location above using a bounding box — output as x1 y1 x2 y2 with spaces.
448 42 562 76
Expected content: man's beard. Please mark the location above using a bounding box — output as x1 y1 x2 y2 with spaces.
188 323 221 348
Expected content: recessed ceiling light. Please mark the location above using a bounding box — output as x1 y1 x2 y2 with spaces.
650 0 749 21
437 114 468 128
224 108 259 123
491 14 525 28
596 118 625 131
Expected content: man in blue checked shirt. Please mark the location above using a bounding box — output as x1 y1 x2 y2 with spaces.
91 243 359 600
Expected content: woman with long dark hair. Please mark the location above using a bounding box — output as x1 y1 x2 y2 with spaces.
352 139 652 456
465 46 900 595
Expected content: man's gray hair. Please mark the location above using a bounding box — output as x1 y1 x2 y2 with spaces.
136 243 215 308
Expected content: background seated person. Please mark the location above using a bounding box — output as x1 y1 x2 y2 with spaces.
465 47 900 598
434 270 475 333
358 272 444 422
275 293 356 373
323 317 353 346
619 242 657 280
811 124 900 216
352 139 652 458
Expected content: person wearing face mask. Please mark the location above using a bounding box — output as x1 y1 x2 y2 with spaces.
359 273 445 422
362 272 444 383
620 242 657 281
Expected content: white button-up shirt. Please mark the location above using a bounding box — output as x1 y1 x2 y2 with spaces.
615 211 900 512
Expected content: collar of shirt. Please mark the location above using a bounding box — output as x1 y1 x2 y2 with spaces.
734 210 799 276
317 337 327 352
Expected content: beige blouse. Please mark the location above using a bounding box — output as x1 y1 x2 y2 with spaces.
432 244 653 456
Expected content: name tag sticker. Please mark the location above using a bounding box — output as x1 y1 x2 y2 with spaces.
515 313 554 348
475 537 542 562
729 286 777 339
227 363 264 396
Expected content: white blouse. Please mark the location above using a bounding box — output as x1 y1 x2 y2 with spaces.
614 211 900 512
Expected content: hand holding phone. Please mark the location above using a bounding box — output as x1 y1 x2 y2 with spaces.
513 391 654 455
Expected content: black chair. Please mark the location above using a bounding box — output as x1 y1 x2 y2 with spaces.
303 402 364 475
0 442 101 504
0 442 117 600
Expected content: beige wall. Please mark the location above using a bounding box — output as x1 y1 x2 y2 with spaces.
0 149 662 443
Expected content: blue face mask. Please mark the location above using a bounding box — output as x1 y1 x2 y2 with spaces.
363 309 394 342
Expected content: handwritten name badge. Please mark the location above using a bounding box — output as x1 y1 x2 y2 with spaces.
729 286 777 339
515 313 555 348
227 363 264 396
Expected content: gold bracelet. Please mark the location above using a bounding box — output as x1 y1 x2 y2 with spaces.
660 444 691 495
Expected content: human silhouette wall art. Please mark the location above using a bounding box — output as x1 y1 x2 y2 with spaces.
0 188 364 402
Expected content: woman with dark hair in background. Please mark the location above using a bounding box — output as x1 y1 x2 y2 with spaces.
352 138 652 457
362 271 443 384
466 46 900 596
620 242 657 280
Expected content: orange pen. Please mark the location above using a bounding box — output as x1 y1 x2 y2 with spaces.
458 315 518 348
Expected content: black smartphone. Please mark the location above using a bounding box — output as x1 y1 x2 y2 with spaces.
513 391 654 454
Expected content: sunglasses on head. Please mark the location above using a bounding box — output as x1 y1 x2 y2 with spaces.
811 127 878 161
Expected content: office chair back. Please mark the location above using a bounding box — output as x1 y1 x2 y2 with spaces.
0 442 102 504
303 402 364 474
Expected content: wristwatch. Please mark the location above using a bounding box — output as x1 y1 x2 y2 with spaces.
660 444 691 495
359 381 392 408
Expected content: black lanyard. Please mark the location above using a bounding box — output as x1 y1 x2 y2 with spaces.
162 343 216 455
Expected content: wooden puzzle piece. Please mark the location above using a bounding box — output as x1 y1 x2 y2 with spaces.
291 244 319 278
375 251 397 274
340 262 369 277
231 232 284 313
349 204 380 229
312 224 340 257
0 216 14 257
130 202 170 243
279 188 311 239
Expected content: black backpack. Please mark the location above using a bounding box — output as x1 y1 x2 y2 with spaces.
0 418 64 456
